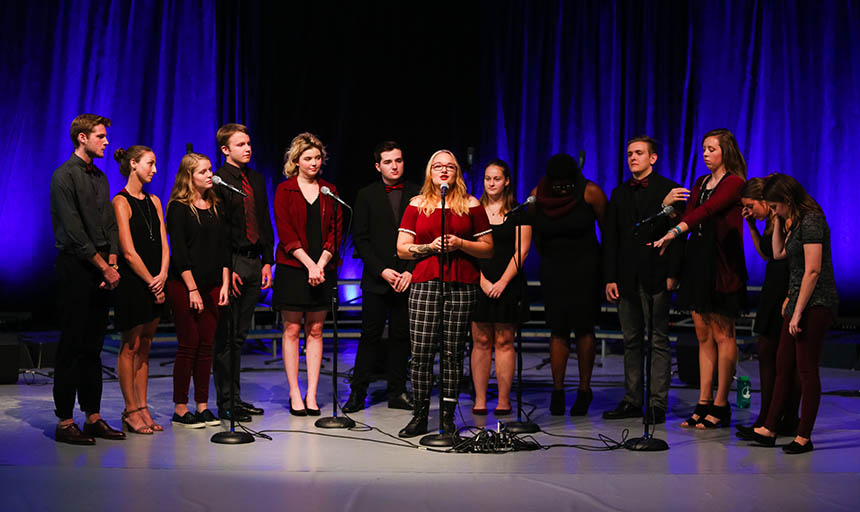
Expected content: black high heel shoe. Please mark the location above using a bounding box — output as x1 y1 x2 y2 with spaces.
549 389 566 416
696 403 731 429
304 396 321 417
681 401 712 428
570 388 593 416
289 397 307 417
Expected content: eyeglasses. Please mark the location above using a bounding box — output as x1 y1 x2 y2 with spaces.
431 163 457 172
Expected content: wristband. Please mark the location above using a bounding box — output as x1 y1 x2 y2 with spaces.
188 288 198 293
671 226 682 237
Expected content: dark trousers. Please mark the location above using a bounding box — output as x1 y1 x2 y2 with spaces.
213 254 262 410
754 329 800 428
350 288 410 397
53 252 109 419
618 285 672 409
765 306 833 439
408 281 477 401
167 281 220 405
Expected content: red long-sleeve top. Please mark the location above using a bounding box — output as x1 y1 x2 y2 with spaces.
681 173 747 293
273 177 343 269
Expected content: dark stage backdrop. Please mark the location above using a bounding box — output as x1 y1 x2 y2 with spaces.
2 0 858 319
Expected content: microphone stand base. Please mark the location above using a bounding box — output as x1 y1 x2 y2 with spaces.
624 436 668 452
210 430 255 445
315 416 356 429
419 432 461 447
504 420 540 434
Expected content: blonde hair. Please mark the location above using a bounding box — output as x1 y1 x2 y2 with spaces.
282 132 327 178
416 150 471 216
168 153 219 222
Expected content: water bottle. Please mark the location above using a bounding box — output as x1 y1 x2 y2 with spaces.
737 376 751 409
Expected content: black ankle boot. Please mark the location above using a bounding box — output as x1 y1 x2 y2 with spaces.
570 388 593 416
440 399 458 435
399 399 429 438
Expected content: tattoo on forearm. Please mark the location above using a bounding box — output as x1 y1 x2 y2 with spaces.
409 244 433 256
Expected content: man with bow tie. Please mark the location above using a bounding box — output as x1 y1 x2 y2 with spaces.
343 141 420 413
602 135 687 424
50 114 126 445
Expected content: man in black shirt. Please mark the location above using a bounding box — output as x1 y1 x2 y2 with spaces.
602 135 686 424
342 141 419 413
212 124 275 421
49 113 126 444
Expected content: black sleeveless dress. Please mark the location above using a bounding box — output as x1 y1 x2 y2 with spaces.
114 190 164 330
753 230 790 341
472 206 530 325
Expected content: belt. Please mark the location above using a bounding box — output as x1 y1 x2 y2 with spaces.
235 247 261 259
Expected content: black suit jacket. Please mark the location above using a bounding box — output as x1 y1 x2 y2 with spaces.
353 180 420 294
214 163 275 265
603 171 685 296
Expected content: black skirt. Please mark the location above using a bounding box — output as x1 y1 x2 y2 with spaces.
472 276 529 325
272 263 335 313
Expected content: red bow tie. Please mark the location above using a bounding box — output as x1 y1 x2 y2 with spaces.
385 183 404 193
629 177 649 189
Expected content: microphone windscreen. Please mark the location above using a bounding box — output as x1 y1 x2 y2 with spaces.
320 186 331 195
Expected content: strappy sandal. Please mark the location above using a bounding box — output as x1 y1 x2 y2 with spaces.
680 401 712 428
140 405 163 432
696 404 731 429
122 408 153 435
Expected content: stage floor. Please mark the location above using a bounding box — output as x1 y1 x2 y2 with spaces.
2 343 859 511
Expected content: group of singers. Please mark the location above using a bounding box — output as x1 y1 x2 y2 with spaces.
50 114 837 455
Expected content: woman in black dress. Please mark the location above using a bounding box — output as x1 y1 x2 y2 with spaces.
736 177 798 438
112 146 169 434
471 160 531 416
273 133 343 416
530 153 607 416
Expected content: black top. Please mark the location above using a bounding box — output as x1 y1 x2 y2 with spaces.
166 201 230 287
117 190 162 276
306 197 322 261
50 154 119 259
353 180 420 294
784 213 839 317
214 163 275 265
479 205 529 283
603 171 685 296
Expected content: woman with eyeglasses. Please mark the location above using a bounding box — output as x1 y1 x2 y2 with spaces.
395 150 493 438
530 153 608 417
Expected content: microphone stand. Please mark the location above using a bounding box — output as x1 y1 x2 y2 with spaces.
316 192 355 429
212 175 253 444
421 185 457 447
503 206 539 434
624 208 668 452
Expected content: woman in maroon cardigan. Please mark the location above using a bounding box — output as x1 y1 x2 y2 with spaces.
273 133 343 416
653 128 747 429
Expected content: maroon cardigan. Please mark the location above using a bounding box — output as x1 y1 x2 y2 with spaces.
273 177 343 269
681 173 747 293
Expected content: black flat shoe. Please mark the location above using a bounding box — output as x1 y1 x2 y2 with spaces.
570 389 593 416
342 392 366 413
289 398 307 417
735 424 755 440
55 423 96 445
549 389 566 416
218 409 252 423
304 396 320 416
387 392 414 411
749 430 777 447
238 400 264 415
643 406 666 425
782 440 814 454
603 400 643 420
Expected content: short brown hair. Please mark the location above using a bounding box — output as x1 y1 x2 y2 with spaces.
70 114 111 148
114 146 154 177
626 135 658 155
216 123 249 149
373 141 403 163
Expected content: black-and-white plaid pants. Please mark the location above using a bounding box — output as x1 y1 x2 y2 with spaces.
407 280 477 402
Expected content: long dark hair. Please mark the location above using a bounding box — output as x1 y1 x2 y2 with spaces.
740 177 775 236
703 129 747 179
762 173 823 224
479 159 516 215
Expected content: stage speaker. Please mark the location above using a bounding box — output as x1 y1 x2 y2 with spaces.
20 331 60 369
0 333 19 384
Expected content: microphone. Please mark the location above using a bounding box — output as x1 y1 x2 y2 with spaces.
186 143 193 154
211 175 247 197
440 182 449 197
578 150 585 171
466 147 475 168
320 186 351 210
504 195 536 216
635 204 674 228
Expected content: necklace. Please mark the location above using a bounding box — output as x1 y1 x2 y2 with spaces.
130 193 155 241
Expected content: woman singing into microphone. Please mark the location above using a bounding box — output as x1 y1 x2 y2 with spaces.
273 133 342 417
396 150 493 438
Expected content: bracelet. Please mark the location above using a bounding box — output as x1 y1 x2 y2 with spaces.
671 226 683 237
109 263 119 270
188 288 198 293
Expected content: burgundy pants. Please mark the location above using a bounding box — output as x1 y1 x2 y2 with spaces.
166 281 220 405
764 306 833 439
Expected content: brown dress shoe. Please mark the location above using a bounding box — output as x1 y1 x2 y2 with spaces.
83 419 127 440
56 423 96 445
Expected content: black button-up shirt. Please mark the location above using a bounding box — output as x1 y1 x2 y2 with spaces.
213 163 275 265
50 154 118 260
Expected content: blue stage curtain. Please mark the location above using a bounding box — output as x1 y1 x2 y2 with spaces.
0 0 218 312
479 0 859 304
